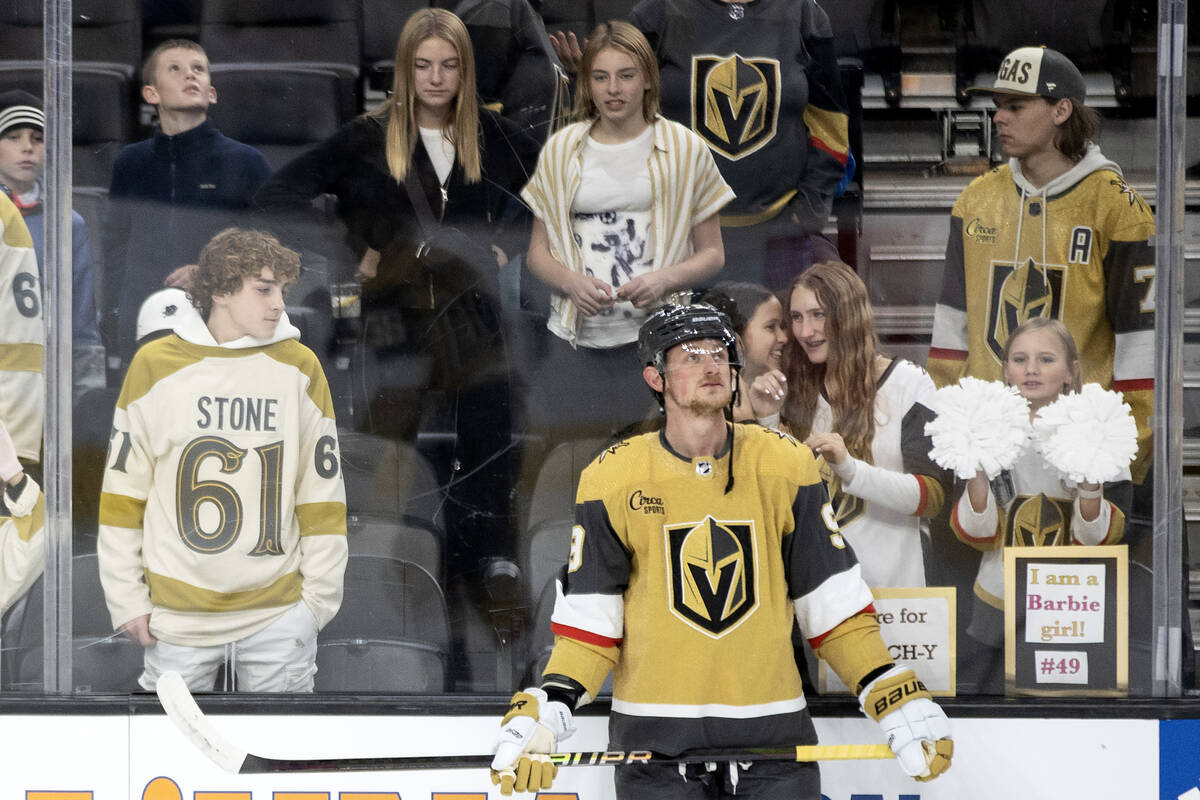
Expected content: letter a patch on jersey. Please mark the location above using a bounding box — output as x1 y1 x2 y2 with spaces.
666 515 758 637
691 54 780 161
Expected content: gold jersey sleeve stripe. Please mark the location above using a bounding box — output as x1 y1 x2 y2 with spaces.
98 492 148 528
297 501 347 537
0 342 44 373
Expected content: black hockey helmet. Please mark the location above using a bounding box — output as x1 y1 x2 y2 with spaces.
637 303 740 371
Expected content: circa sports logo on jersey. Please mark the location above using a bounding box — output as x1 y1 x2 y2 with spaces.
964 217 999 245
985 258 1066 363
1007 493 1072 547
691 54 780 161
666 515 758 637
628 489 665 515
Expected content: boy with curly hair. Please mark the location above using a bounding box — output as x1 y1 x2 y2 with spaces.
99 228 347 692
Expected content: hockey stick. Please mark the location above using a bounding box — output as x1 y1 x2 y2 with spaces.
156 671 894 774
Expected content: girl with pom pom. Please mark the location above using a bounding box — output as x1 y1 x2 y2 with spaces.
953 318 1131 693
749 261 950 590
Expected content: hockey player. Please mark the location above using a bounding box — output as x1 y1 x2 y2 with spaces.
927 46 1155 487
489 304 953 797
0 191 42 470
98 228 347 692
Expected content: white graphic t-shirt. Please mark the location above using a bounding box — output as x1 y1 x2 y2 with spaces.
571 127 656 348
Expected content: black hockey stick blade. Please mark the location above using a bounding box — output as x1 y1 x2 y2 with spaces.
156 671 893 774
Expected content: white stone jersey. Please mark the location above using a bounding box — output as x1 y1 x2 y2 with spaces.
544 423 875 754
811 359 949 589
98 313 347 647
0 194 43 463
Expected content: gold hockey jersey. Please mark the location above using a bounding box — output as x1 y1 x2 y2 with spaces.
544 423 875 753
928 149 1155 482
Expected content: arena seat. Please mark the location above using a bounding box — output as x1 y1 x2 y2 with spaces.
4 553 144 693
345 512 442 582
315 554 450 692
359 0 431 93
205 64 350 171
199 0 361 120
536 0 590 43
141 0 204 50
0 0 142 79
337 430 445 532
447 0 568 140
0 65 135 188
518 437 603 600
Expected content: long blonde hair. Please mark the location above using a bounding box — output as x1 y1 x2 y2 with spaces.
783 261 881 461
373 8 481 182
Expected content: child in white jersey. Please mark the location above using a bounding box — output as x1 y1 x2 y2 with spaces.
950 317 1129 693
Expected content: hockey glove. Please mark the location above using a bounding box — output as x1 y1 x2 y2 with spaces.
490 687 575 795
859 665 953 781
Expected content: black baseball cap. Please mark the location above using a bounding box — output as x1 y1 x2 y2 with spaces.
968 46 1086 101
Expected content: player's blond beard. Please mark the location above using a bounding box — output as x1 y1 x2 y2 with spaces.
684 384 732 415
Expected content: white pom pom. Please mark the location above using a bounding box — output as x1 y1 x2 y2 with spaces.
925 377 1031 479
1032 383 1137 484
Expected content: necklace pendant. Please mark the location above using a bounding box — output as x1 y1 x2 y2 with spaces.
728 3 745 20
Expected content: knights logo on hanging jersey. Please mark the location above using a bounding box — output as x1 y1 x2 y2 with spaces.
691 54 780 161
666 516 758 637
1006 493 1071 547
984 258 1066 364
818 456 864 528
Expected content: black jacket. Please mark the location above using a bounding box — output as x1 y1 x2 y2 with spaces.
256 108 538 300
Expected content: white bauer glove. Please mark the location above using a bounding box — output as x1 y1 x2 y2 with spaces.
490 687 575 795
0 419 21 484
859 665 954 781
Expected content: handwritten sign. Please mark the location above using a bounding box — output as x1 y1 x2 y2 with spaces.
1004 546 1128 696
819 587 956 696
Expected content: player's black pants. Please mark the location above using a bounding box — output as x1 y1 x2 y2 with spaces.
614 760 820 799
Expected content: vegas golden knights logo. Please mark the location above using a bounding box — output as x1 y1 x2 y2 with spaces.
818 457 864 528
666 516 757 637
985 258 1066 363
691 54 780 161
1007 494 1071 547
